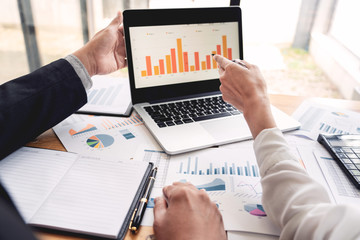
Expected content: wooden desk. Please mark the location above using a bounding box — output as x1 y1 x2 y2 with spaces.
26 94 360 240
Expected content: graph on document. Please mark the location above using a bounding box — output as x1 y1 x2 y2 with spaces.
194 178 226 191
165 148 263 197
294 102 360 139
69 124 98 136
176 156 260 177
86 134 115 148
232 177 262 197
78 75 131 115
64 113 143 139
142 150 170 188
86 84 123 106
98 113 143 130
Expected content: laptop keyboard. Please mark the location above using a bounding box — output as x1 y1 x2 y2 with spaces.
144 96 241 128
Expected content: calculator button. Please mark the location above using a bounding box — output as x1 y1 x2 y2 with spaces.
351 159 360 164
341 159 353 164
337 153 347 158
349 170 360 176
334 148 344 153
345 164 357 170
352 149 360 154
346 153 358 158
355 176 360 182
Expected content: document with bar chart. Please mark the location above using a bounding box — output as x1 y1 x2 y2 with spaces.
292 100 360 140
160 147 280 235
77 75 132 116
129 22 239 88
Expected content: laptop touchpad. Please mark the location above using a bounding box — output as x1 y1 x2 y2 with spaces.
200 117 251 141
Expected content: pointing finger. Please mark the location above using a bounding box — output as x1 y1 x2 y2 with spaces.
213 54 232 70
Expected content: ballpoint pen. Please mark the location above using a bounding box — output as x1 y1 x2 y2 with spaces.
129 167 158 233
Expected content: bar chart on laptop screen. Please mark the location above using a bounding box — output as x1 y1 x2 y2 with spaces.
129 22 239 88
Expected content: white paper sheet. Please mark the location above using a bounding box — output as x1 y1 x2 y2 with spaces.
53 113 161 159
162 147 280 235
292 100 360 140
0 147 149 239
0 147 77 222
78 75 132 116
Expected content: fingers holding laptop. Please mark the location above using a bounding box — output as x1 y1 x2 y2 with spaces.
73 11 127 77
153 182 226 240
213 55 276 138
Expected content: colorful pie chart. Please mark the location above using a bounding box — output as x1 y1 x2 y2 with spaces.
244 204 267 217
86 134 114 148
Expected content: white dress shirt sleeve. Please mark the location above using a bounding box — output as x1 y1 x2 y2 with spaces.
64 54 93 90
253 127 360 240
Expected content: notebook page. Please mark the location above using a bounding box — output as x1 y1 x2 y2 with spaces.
0 147 77 222
30 156 148 239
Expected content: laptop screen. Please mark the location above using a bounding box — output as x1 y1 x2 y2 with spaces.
124 7 242 104
129 22 240 89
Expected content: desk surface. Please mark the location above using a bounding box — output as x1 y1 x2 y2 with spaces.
27 94 360 240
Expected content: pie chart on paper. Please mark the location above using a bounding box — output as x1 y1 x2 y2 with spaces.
86 134 114 148
244 204 267 217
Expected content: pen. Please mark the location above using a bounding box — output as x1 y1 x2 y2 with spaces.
211 53 248 69
129 167 157 233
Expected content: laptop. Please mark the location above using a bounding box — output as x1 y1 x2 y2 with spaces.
123 7 300 154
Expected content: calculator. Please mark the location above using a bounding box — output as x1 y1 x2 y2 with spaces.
318 134 360 189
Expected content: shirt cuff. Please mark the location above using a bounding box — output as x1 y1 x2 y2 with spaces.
253 127 299 177
64 54 93 90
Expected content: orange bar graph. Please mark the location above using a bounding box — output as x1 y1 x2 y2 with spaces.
201 61 206 70
183 52 189 72
190 65 195 72
146 56 152 76
217 45 221 55
159 59 165 74
154 66 159 75
194 52 200 71
206 55 211 69
222 35 227 59
177 39 184 73
171 48 177 73
141 70 147 77
227 48 232 60
166 55 171 74
212 51 217 68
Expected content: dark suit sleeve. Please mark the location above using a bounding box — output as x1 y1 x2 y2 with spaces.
0 58 87 160
0 59 87 239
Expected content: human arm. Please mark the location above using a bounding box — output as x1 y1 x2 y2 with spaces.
0 12 126 160
214 55 360 239
213 55 275 139
255 128 360 239
73 11 126 77
153 182 226 240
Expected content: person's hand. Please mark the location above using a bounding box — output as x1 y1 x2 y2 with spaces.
73 11 126 77
153 182 226 240
214 55 276 138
